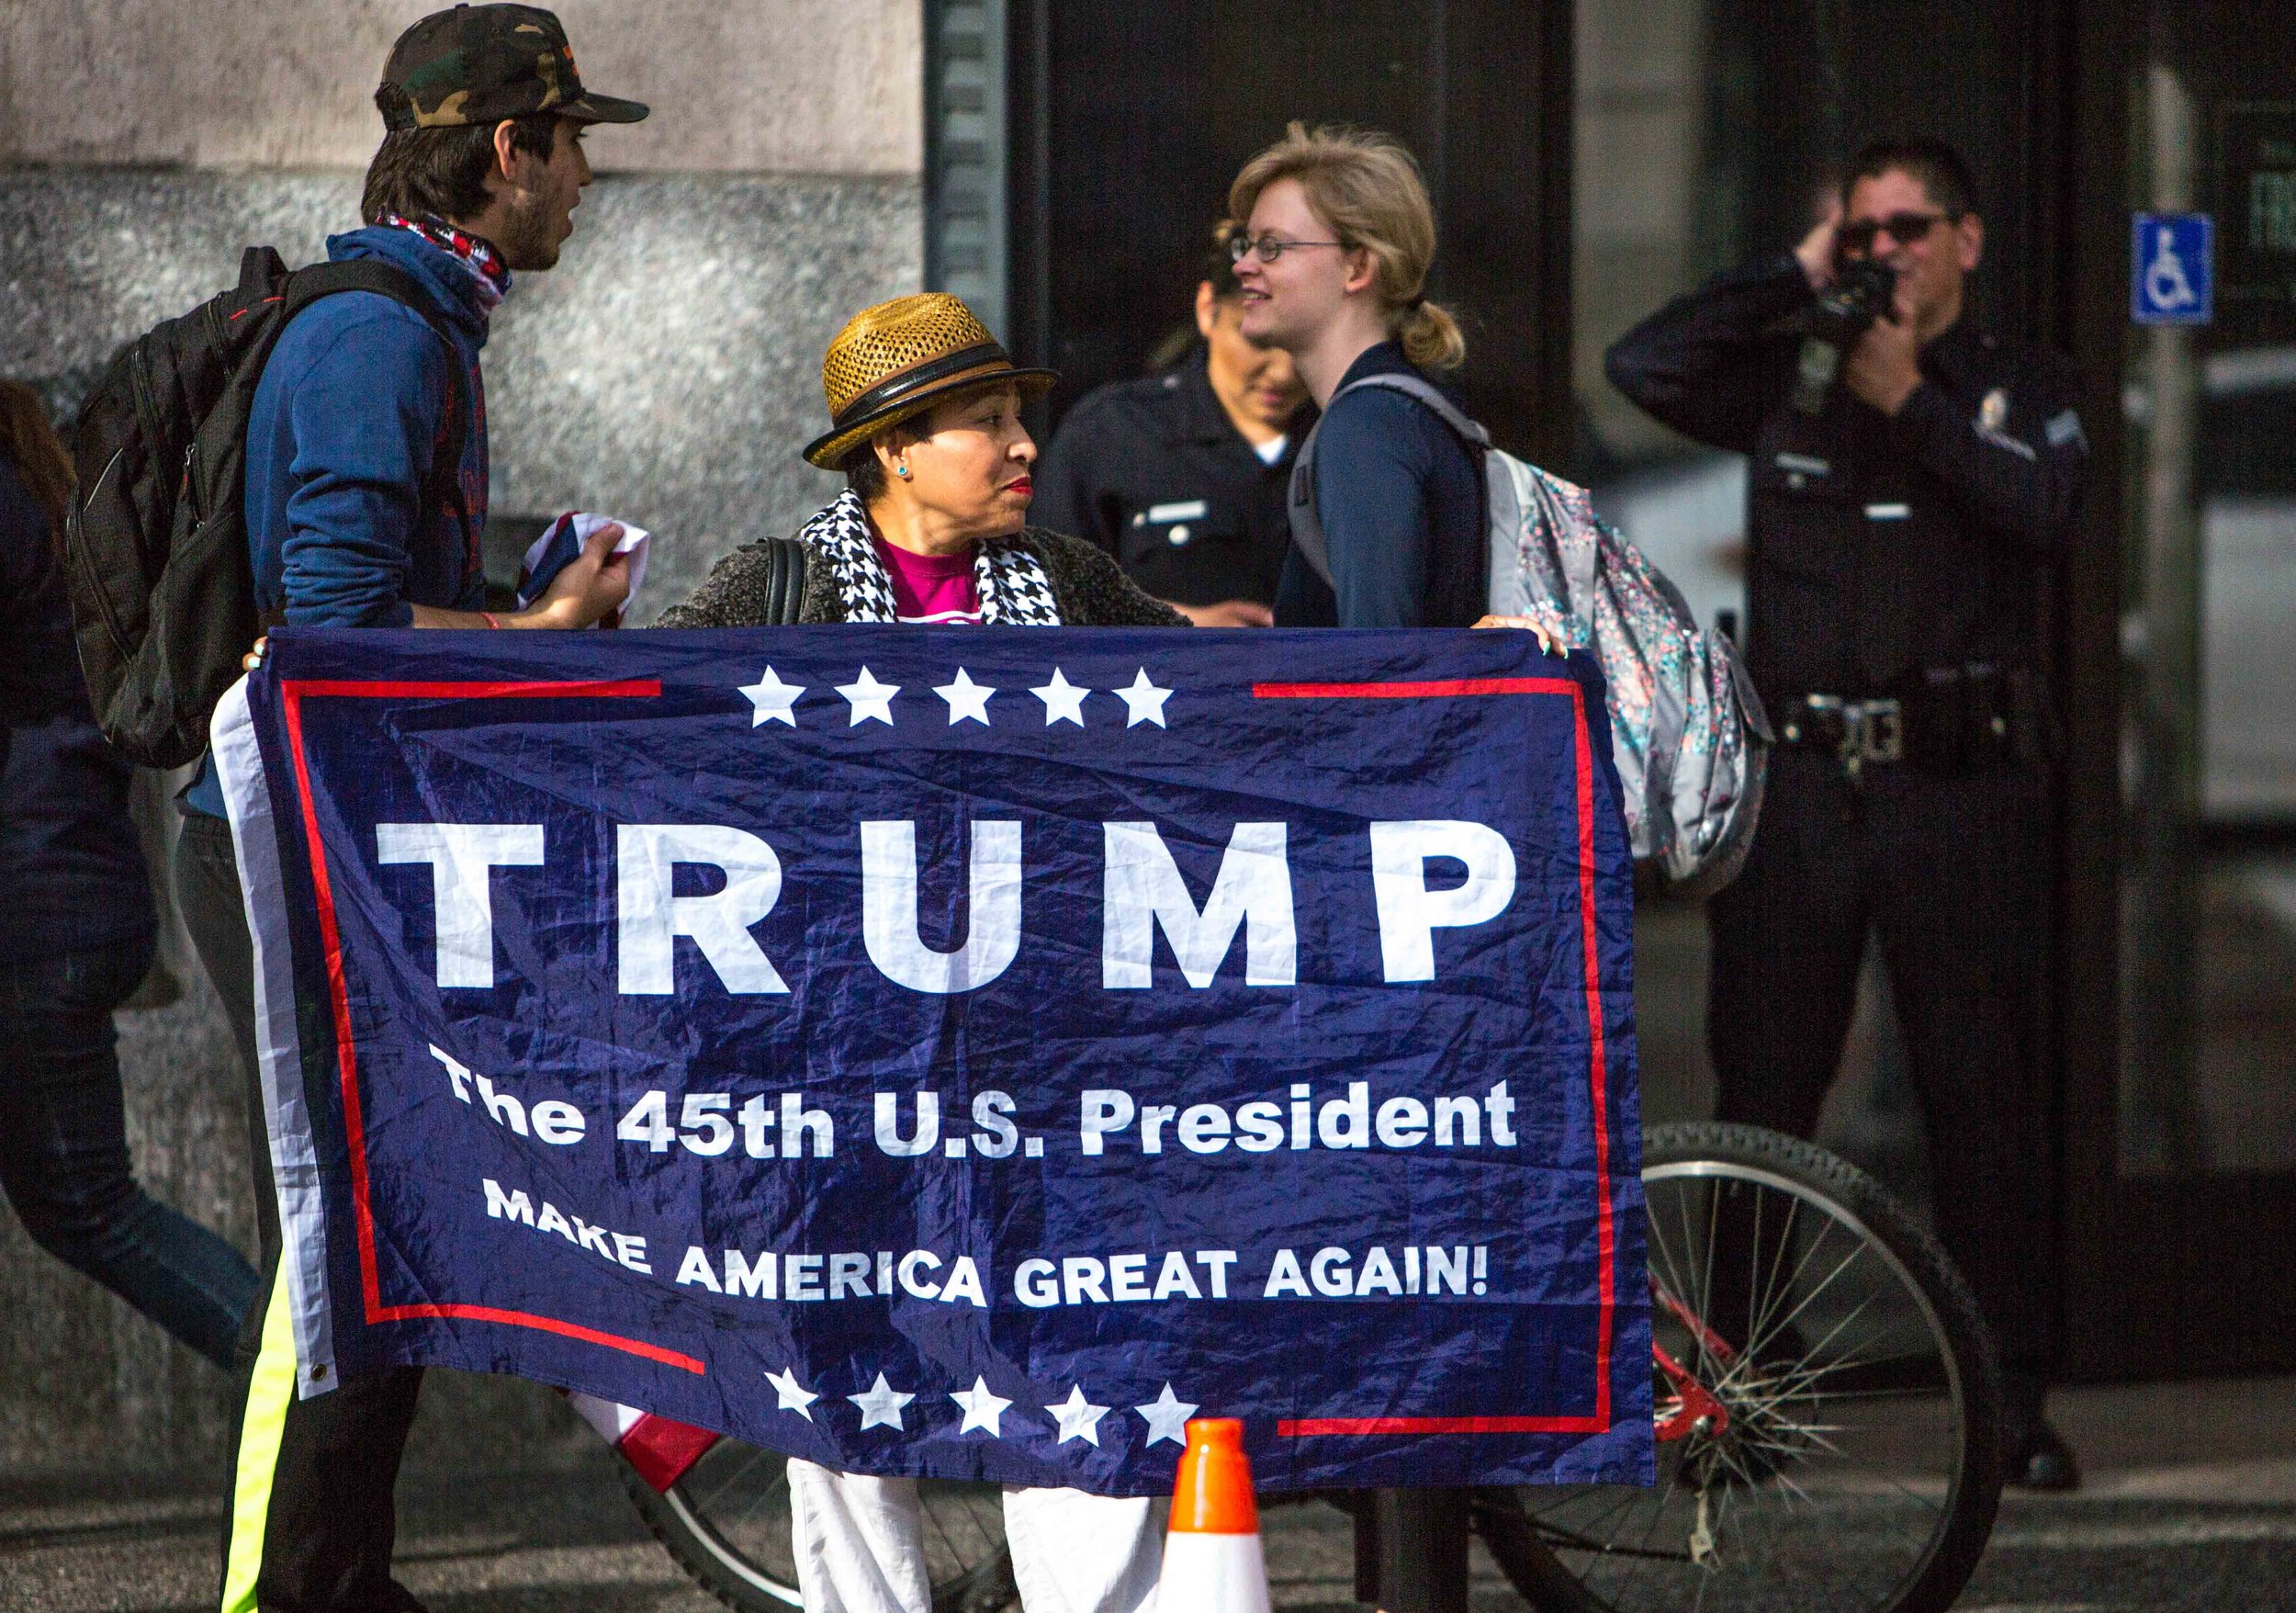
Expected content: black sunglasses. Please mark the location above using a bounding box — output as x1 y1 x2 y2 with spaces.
1839 211 1959 254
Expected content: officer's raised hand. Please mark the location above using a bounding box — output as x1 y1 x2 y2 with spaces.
1794 198 1843 290
1843 280 1924 415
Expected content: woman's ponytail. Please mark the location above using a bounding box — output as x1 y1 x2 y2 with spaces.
1399 299 1465 370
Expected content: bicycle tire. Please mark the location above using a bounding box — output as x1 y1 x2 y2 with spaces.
622 1446 1018 1613
1476 1121 2004 1613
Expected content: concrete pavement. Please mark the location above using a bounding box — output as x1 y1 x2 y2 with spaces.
5 1374 2291 1611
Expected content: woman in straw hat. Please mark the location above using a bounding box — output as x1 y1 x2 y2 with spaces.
662 293 1182 634
662 293 1171 1613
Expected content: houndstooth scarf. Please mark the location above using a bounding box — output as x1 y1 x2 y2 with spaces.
796 491 1064 626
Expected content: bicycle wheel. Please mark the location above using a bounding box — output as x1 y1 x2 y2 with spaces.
1479 1121 2004 1613
623 1439 1018 1612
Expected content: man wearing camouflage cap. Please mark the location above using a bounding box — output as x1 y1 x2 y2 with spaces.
177 7 643 1609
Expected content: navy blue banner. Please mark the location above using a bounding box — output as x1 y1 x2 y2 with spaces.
218 626 1650 1495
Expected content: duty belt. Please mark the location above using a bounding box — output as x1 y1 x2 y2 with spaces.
1779 694 1903 781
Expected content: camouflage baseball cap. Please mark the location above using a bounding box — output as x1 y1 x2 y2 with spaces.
377 4 648 131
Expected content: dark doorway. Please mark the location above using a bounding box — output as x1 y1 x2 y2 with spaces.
995 0 2296 1384
1005 0 1573 469
2054 0 2296 1381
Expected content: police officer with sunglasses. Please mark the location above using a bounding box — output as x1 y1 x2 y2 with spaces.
1605 138 2088 1492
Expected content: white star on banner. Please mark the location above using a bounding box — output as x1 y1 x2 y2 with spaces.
950 1375 1014 1438
765 1367 818 1421
1115 669 1172 728
1048 1384 1111 1447
1031 668 1091 727
935 667 996 725
837 667 900 726
737 666 805 727
850 1372 916 1431
1136 1382 1199 1447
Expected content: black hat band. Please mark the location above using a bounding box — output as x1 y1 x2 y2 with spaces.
833 342 1015 430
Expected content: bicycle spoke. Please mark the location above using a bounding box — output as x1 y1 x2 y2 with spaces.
1736 1217 1885 1373
1521 1139 1995 1613
1748 1191 1802 1359
1695 1181 1723 1379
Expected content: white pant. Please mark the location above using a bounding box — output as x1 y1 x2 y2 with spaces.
787 1459 1160 1613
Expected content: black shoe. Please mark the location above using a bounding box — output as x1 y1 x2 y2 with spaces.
2007 1416 2081 1492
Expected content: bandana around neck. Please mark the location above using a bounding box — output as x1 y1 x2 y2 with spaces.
378 212 511 312
796 491 1062 626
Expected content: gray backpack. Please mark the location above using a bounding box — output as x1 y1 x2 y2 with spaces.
1291 373 1771 897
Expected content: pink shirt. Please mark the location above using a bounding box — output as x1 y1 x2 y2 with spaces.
871 536 983 625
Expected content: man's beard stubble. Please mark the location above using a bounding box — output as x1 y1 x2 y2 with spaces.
496 194 563 273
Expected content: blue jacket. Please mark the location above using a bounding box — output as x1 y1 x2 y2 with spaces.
186 224 497 816
1272 342 1484 629
248 224 493 626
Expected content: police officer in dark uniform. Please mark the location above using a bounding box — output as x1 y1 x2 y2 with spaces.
1605 138 2088 1491
1035 231 1311 626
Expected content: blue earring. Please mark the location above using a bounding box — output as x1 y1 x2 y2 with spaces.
895 464 911 479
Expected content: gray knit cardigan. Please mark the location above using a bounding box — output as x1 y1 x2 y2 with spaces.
657 526 1187 630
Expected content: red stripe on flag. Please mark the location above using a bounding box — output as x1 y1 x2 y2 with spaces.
278 678 694 1378
1252 677 1579 699
1250 676 1623 1438
1572 680 1618 1428
389 1304 705 1374
1277 1415 1609 1436
286 678 659 700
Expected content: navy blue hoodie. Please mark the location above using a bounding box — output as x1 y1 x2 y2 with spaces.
1271 342 1483 628
184 223 495 815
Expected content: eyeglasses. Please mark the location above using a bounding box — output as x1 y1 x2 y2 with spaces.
1839 211 1957 254
1228 231 1346 265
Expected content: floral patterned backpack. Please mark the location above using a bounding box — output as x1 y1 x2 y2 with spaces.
1289 373 1772 897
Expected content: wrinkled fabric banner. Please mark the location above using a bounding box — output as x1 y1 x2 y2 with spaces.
215 626 1650 1495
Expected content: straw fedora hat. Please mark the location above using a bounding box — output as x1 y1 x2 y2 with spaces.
803 293 1056 470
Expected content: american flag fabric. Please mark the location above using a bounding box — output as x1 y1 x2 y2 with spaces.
212 626 1651 1495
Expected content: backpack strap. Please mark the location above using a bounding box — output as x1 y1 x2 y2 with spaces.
277 260 475 546
757 536 809 626
1287 370 1491 594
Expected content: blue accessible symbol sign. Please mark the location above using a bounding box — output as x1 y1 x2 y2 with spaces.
2132 212 2213 325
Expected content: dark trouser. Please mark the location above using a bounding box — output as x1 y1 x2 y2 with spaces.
1705 749 2055 1401
177 810 427 1613
1356 1489 1471 1611
0 930 258 1368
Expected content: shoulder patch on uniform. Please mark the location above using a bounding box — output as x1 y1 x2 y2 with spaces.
2045 408 2088 451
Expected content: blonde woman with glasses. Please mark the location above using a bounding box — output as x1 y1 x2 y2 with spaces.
1228 121 1488 634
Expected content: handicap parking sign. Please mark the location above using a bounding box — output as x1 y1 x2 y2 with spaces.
2132 212 2213 325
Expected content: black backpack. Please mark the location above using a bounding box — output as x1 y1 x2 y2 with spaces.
59 246 467 768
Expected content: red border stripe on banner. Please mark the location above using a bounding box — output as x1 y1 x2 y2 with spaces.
1255 674 1619 1439
279 676 702 1376
1253 677 1580 700
1278 1415 1600 1436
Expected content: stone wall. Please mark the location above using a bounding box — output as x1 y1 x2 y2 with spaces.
0 0 921 175
0 2 924 1477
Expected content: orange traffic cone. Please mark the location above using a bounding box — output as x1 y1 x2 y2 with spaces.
1159 1417 1273 1612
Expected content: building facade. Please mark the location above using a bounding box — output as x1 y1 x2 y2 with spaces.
5 0 2290 1471
0 0 925 1469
